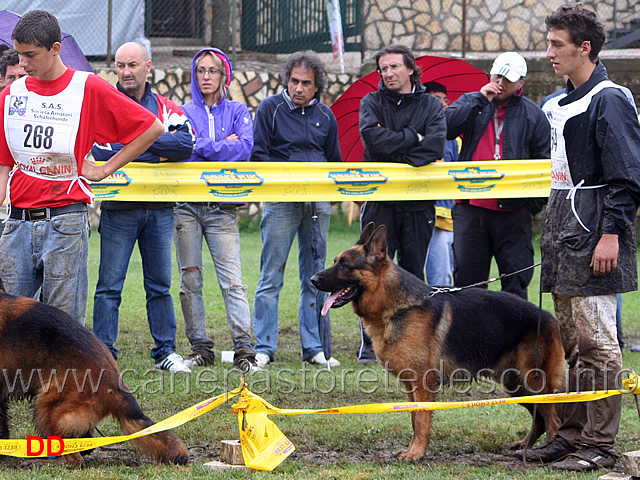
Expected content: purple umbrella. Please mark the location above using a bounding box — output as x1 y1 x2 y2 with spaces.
0 10 93 73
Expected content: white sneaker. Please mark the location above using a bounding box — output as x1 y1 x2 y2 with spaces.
247 358 263 373
155 352 192 373
308 351 340 367
255 353 270 369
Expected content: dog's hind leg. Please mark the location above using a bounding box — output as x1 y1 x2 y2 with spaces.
501 371 547 449
505 335 564 449
512 403 547 450
31 391 99 466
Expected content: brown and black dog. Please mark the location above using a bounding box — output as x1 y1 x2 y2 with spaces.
0 279 189 466
311 223 566 461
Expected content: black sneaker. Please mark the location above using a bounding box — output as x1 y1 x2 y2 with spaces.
551 447 616 471
516 436 575 463
184 352 214 368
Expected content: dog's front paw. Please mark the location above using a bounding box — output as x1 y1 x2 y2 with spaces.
396 446 426 461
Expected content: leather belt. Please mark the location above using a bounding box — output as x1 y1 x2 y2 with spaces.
10 203 88 221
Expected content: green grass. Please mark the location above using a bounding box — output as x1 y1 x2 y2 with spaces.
3 211 640 479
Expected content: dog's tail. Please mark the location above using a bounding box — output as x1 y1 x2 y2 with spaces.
113 389 189 465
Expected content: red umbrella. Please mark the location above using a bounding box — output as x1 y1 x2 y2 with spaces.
331 55 488 162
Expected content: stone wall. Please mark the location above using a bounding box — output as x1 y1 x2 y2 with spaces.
93 67 358 115
94 53 640 115
362 0 640 53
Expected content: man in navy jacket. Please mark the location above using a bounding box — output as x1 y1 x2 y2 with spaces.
92 42 195 373
251 51 341 369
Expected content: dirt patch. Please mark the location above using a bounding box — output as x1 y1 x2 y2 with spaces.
290 446 530 471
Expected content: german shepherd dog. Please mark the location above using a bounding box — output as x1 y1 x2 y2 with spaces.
0 279 189 466
311 223 565 461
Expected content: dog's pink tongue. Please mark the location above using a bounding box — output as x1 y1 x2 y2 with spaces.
321 290 343 316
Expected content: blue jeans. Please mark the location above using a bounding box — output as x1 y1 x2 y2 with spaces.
252 202 331 360
425 227 454 286
92 208 177 362
174 203 254 355
0 211 89 324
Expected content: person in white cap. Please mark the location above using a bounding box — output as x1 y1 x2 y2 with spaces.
445 51 550 300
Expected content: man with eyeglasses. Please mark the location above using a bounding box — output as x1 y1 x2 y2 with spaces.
91 42 195 373
445 51 550 301
356 44 446 364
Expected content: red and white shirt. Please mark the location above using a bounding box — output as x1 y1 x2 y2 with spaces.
0 67 157 209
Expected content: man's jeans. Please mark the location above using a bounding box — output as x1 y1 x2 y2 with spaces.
0 211 89 324
174 202 254 355
92 208 177 362
426 227 454 286
252 202 331 360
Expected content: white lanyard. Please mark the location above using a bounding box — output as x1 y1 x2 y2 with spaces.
493 109 504 161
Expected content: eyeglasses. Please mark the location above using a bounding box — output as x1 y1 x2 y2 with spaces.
196 67 222 77
378 63 403 74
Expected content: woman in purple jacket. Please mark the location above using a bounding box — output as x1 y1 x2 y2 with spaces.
175 48 258 370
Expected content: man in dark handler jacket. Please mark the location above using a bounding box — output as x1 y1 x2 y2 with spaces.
445 51 550 300
356 44 446 363
520 4 640 473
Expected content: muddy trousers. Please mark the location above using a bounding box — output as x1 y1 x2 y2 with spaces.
553 294 621 453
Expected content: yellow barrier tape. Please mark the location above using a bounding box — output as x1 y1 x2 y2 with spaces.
244 386 634 416
0 372 636 469
0 388 240 458
91 160 551 202
232 392 295 471
226 373 640 471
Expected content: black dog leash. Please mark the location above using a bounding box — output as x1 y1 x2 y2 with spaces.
521 278 545 467
428 262 542 297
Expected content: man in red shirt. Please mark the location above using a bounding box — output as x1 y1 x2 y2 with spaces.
445 52 550 300
0 10 163 324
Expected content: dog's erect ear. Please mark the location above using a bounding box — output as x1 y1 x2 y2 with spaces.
365 225 387 260
357 222 376 245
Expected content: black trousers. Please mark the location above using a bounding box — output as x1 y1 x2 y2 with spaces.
357 202 435 360
360 201 435 279
452 202 533 300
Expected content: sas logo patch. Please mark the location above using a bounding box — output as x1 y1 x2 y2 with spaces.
8 95 28 116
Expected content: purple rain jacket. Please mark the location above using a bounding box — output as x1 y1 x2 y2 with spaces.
181 48 253 162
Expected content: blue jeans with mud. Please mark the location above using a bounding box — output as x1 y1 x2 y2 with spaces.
252 202 331 361
0 211 89 324
174 203 254 358
92 208 177 362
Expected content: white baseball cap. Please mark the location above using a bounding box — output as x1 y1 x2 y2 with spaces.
490 52 527 82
